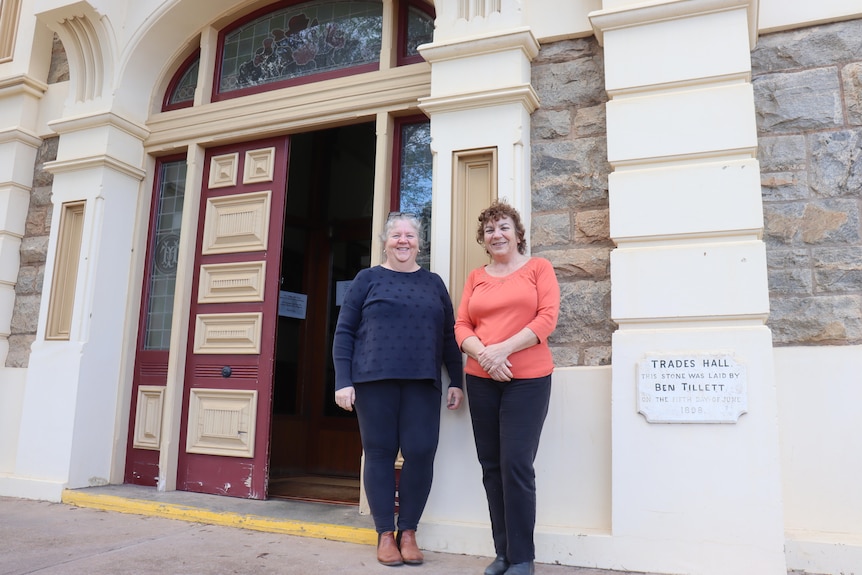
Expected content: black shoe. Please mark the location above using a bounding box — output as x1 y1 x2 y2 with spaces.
484 555 509 575
504 562 534 575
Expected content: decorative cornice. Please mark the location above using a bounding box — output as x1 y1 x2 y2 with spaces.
589 0 759 48
47 111 150 140
0 74 49 98
145 65 431 151
418 27 540 64
419 85 540 115
0 127 43 148
44 155 146 181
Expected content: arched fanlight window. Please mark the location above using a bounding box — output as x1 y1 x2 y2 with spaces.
162 1 435 108
162 49 200 111
215 0 384 100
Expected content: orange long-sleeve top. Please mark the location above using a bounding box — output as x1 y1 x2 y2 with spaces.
455 257 560 379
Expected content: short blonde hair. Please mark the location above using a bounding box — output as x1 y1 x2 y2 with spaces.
380 212 424 261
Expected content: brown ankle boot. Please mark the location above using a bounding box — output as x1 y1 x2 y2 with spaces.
377 531 403 566
396 529 424 565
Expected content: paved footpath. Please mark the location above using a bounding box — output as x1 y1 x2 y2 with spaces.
0 494 646 575
0 493 807 575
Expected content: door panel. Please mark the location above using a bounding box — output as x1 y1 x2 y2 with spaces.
177 137 289 499
125 156 187 486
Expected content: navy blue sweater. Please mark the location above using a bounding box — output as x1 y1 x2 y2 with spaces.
332 266 463 392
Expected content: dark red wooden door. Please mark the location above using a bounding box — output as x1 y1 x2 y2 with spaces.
176 136 289 499
125 155 188 486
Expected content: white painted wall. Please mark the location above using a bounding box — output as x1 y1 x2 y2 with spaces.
776 345 862 573
0 369 26 474
759 0 862 33
422 366 613 560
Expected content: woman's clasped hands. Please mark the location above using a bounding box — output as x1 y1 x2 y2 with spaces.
477 343 513 382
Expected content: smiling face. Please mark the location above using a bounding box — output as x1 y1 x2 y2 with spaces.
483 215 520 260
474 201 527 257
384 218 420 266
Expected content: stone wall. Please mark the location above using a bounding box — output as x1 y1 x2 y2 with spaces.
753 18 862 346
6 137 56 368
530 37 614 367
530 18 862 366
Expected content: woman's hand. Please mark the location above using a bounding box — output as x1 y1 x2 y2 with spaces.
335 386 355 411
446 387 464 410
487 363 513 382
477 343 513 381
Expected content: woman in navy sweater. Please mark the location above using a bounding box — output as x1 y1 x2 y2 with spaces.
332 212 464 566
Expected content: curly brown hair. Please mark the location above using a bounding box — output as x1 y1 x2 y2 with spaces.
475 200 527 255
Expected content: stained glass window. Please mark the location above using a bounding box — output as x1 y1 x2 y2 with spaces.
218 0 383 95
397 119 432 269
166 54 199 108
404 3 433 58
144 159 187 350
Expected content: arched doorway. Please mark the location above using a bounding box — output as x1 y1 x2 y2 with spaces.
124 0 434 503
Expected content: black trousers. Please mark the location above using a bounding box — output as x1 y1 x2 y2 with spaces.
467 373 552 564
354 379 441 534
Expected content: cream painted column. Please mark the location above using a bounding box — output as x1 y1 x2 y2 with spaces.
0 77 44 365
11 112 147 501
4 0 149 502
0 3 53 479
0 0 52 369
418 1 539 284
591 1 787 574
414 0 541 554
0 79 44 478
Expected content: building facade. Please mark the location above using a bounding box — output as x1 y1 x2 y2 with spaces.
1 1 860 574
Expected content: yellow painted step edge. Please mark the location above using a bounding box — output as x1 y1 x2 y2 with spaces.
61 489 376 546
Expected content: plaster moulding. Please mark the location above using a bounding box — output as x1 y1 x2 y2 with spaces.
589 0 759 48
0 126 43 148
418 26 539 64
47 111 149 140
144 65 431 151
43 155 146 180
0 74 48 98
418 85 539 115
37 1 115 104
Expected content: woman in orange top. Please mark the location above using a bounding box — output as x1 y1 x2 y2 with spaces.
455 201 560 575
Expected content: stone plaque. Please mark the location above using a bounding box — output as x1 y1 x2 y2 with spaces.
637 353 747 423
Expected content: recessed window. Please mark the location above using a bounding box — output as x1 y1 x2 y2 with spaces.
215 0 384 100
393 116 431 268
399 0 433 65
144 158 187 349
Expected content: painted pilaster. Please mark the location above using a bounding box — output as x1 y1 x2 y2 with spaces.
415 0 540 554
11 111 147 500
590 1 787 574
419 0 538 282
0 6 53 477
6 4 149 500
0 79 44 477
0 0 53 366
0 78 44 365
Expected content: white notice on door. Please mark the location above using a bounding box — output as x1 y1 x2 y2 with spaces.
278 291 307 319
